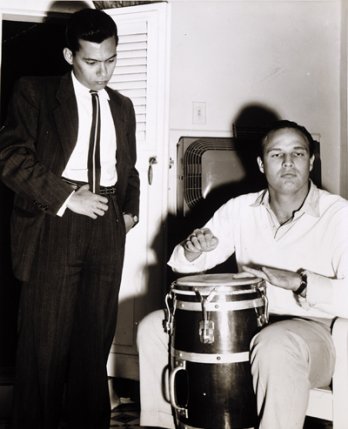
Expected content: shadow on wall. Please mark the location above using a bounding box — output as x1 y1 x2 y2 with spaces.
233 103 281 192
166 104 280 283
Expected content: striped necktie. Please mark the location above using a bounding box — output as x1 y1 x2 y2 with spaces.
88 90 101 194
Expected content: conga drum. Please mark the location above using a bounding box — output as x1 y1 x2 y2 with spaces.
165 273 268 429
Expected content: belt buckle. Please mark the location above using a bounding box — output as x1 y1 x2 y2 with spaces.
100 186 115 196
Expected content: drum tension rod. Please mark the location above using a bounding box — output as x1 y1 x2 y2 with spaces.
196 288 216 344
255 283 269 327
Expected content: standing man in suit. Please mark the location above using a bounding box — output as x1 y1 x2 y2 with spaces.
0 8 139 429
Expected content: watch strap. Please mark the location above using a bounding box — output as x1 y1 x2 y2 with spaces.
294 269 307 295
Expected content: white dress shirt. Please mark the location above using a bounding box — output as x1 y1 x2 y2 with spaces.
62 72 117 186
168 182 348 319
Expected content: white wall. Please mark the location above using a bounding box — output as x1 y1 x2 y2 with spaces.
168 0 342 198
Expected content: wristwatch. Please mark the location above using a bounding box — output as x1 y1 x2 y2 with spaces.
294 269 307 296
123 213 139 226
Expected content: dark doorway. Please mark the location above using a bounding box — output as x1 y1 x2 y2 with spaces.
0 17 69 419
1 18 70 122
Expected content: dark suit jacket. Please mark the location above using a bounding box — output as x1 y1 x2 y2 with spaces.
0 72 140 281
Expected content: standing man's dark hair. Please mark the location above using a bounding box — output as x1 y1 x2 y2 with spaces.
0 8 139 429
65 8 119 53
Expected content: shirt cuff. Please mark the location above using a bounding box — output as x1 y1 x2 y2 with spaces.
300 269 333 308
167 244 207 273
56 191 75 217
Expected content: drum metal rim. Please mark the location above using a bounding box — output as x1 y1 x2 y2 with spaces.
174 273 262 287
175 296 264 312
170 286 260 296
171 347 250 364
177 424 254 429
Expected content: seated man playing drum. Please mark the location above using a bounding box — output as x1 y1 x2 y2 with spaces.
137 120 348 429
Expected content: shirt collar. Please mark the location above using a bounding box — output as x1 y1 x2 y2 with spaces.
71 71 110 102
251 180 320 218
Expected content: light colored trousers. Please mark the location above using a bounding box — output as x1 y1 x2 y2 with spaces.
137 309 335 429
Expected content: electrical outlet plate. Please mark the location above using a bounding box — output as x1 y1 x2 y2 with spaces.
192 102 206 125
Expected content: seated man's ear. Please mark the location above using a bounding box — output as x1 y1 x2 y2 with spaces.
257 156 264 174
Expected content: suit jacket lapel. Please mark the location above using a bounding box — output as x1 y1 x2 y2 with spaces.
53 73 78 165
106 88 126 175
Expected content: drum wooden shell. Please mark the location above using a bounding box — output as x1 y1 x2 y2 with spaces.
167 273 267 429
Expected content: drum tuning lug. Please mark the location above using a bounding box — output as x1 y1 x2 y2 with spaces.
198 293 216 344
199 320 215 344
255 282 269 327
178 409 188 418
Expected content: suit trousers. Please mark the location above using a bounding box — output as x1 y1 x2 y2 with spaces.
11 194 126 429
250 317 335 429
137 310 335 429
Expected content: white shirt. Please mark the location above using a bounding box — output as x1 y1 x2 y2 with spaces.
62 72 117 186
168 182 348 319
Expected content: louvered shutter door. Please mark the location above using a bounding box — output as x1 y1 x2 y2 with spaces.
109 20 148 144
105 4 169 379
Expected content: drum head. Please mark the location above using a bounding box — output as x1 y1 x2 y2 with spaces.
172 273 262 294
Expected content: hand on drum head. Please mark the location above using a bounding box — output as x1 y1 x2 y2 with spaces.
182 228 219 261
242 265 302 292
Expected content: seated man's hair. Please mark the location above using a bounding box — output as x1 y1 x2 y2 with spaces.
261 120 315 156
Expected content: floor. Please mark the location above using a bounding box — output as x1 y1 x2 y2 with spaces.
111 403 331 428
0 377 334 429
110 400 332 429
110 400 140 428
109 378 141 428
110 378 333 428
110 378 332 429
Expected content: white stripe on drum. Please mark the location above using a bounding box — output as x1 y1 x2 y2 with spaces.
175 297 264 312
171 347 250 364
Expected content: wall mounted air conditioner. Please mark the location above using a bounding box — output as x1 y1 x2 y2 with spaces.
177 136 260 217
